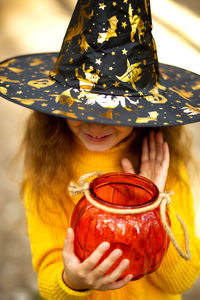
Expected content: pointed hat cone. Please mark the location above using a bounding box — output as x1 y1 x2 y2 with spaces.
51 0 159 96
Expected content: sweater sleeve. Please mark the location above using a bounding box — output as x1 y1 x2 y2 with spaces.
24 186 92 300
147 165 200 294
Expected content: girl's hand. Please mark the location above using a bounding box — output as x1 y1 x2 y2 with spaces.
121 131 170 192
62 228 133 291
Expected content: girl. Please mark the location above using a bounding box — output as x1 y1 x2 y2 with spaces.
0 0 200 299
20 112 200 300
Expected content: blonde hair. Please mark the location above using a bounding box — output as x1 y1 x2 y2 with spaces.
20 111 194 221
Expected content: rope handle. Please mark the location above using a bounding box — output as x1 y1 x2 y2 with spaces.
160 198 191 260
68 171 103 196
69 172 191 260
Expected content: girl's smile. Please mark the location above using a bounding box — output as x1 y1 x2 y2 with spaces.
66 120 133 152
85 133 113 143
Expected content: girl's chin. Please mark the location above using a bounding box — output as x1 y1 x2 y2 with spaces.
83 142 112 152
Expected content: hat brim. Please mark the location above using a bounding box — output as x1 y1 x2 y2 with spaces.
0 52 200 127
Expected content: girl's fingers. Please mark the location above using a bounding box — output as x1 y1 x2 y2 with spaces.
141 135 148 162
142 131 165 163
102 258 130 283
155 131 164 162
162 141 170 168
92 249 123 278
81 242 110 272
63 228 81 266
149 130 156 160
101 274 133 291
121 158 135 173
63 228 75 255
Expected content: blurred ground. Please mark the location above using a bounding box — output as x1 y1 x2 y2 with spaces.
0 0 200 299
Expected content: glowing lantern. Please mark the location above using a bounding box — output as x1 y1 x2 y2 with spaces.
71 172 170 280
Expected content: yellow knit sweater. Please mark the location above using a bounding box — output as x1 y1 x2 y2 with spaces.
24 138 200 300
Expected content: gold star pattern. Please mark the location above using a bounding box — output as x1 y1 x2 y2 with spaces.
123 0 128 3
99 3 106 10
112 52 116 55
122 48 128 55
116 60 142 90
103 84 107 87
112 2 117 6
114 81 120 87
69 58 74 64
109 66 113 71
96 58 102 65
121 22 127 28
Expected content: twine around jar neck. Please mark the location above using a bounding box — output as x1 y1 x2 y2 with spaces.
69 172 191 261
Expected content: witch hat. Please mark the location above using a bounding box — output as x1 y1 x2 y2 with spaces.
0 0 199 126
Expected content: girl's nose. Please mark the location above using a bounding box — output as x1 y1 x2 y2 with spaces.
88 123 107 135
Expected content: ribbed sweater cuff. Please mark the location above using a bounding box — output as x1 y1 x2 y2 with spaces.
57 265 92 298
39 263 93 299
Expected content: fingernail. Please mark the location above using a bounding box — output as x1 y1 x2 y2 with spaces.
67 228 72 235
127 274 133 281
113 249 122 257
122 259 130 267
102 242 110 250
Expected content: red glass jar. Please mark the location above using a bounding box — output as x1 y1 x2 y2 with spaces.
71 172 170 280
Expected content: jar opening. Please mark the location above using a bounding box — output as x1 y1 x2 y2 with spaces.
90 173 159 209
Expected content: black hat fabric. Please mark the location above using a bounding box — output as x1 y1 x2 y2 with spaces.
0 0 200 127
